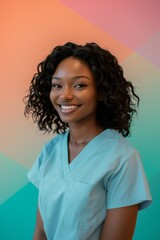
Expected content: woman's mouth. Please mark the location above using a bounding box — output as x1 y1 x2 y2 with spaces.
59 105 80 113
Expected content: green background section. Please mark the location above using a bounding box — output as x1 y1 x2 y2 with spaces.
0 184 38 240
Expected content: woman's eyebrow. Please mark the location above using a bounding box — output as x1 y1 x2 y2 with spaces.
73 75 90 81
52 76 60 80
52 75 90 81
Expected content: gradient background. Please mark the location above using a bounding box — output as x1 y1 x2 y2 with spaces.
0 0 160 239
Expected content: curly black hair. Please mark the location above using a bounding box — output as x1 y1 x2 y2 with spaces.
24 42 139 137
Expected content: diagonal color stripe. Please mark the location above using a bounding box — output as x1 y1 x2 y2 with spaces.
0 152 28 204
59 0 160 50
136 32 160 68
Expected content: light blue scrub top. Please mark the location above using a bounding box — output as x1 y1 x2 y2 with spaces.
28 129 152 240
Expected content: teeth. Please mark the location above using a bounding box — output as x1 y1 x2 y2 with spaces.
61 105 77 109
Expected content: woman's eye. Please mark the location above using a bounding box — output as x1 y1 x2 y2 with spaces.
75 84 87 88
51 84 61 89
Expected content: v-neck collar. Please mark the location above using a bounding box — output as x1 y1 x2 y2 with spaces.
61 129 110 177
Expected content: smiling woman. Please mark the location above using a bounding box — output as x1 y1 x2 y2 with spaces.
23 42 152 240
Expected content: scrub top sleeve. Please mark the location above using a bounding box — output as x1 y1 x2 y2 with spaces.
27 147 45 189
105 150 152 210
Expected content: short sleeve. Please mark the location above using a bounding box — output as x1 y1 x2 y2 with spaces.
27 147 45 189
105 150 152 210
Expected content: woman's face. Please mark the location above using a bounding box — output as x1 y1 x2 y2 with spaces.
50 57 99 127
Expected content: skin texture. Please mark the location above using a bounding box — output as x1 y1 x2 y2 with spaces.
34 57 139 239
100 205 138 240
34 209 47 240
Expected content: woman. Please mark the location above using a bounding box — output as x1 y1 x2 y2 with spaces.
24 42 152 240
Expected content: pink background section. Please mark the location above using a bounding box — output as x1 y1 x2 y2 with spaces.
60 0 160 49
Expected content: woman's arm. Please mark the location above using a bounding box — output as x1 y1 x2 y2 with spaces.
101 204 138 240
33 208 47 240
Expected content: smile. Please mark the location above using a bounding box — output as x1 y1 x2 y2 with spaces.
59 105 80 113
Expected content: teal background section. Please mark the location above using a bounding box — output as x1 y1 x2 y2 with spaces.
0 1 159 239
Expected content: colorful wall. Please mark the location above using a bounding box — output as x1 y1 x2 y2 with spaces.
0 0 160 239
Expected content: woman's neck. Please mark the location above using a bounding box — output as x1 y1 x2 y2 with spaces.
68 122 104 145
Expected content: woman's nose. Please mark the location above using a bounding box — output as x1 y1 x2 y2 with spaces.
60 87 74 101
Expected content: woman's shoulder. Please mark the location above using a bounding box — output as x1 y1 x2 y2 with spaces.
101 129 140 167
43 130 68 152
104 129 137 153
